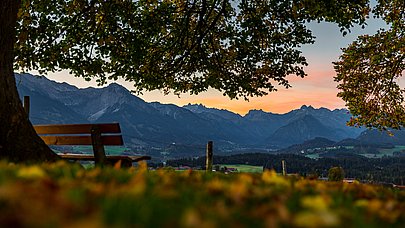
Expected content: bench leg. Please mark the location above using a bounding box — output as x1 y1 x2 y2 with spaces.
109 158 133 168
91 126 107 166
120 159 133 168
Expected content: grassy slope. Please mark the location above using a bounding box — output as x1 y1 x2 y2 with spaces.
218 164 263 173
72 146 128 155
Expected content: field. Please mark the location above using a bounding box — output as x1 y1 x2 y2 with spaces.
360 146 405 158
72 146 128 155
0 161 404 227
305 154 320 159
378 146 405 156
301 145 405 159
218 164 263 173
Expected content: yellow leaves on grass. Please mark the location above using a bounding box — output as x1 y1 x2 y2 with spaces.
355 199 403 223
207 174 255 204
128 175 146 196
262 170 290 187
207 178 226 194
293 195 340 227
17 165 46 179
137 161 149 173
301 195 331 211
293 211 340 227
0 162 404 227
228 174 253 204
182 209 215 228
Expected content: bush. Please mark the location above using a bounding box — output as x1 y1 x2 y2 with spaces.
328 166 345 181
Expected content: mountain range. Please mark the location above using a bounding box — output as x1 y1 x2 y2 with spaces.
16 73 400 156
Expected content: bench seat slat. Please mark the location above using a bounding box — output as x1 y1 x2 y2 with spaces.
126 155 152 162
34 123 121 134
40 135 123 145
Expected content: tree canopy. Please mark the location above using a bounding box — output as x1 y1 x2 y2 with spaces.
334 0 405 130
16 0 369 99
328 166 345 181
0 0 374 162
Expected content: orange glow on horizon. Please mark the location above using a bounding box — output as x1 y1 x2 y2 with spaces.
136 68 347 115
34 65 347 115
142 85 347 115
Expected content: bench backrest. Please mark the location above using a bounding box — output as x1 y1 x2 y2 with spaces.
34 123 123 145
34 123 123 166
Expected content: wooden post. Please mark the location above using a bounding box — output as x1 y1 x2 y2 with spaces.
91 125 107 166
23 96 30 116
206 141 213 172
282 160 287 176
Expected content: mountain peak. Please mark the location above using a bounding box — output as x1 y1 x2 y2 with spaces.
246 109 266 115
245 109 270 117
300 105 314 110
106 83 127 92
183 103 208 113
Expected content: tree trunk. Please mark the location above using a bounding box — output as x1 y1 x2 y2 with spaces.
0 0 59 162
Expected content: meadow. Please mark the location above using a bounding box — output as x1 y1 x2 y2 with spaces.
0 161 404 227
72 146 129 156
302 145 405 159
217 164 263 173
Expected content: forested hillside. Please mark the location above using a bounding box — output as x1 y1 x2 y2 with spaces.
166 153 405 185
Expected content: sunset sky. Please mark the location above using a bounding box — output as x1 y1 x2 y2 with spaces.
35 17 387 115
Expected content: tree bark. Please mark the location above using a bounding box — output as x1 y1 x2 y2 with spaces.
0 0 59 162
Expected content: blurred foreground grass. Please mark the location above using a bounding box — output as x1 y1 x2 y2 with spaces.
0 161 404 227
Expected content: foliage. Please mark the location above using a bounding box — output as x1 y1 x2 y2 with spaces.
334 0 405 129
0 161 404 227
15 0 369 99
328 166 345 181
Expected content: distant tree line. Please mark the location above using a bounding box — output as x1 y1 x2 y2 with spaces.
160 153 405 185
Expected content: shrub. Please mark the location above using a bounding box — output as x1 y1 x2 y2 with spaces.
328 166 345 181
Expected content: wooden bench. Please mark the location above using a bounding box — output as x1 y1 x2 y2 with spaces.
33 123 151 167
